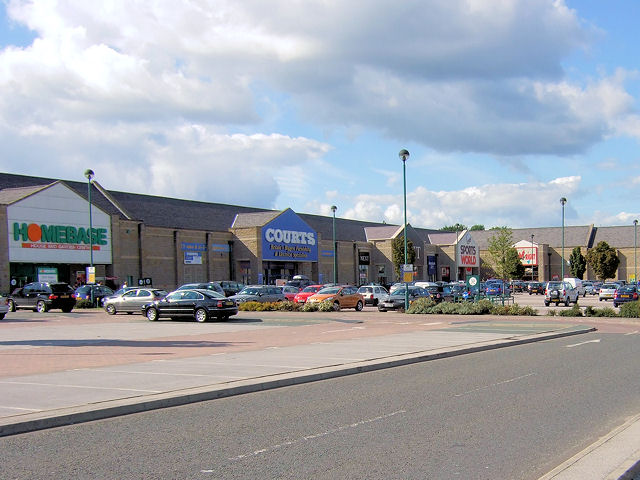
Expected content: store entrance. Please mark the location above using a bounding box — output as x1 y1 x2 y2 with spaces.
263 261 297 285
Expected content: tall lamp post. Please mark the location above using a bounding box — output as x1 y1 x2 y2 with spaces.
399 149 410 310
331 205 337 284
84 169 95 305
560 197 567 280
634 219 638 286
531 234 535 282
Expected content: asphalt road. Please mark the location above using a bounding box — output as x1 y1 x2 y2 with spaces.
0 330 637 480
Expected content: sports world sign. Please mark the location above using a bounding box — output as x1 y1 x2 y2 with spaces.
457 232 479 267
262 209 318 262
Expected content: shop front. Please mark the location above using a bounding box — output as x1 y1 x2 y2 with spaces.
260 209 318 284
4 182 112 291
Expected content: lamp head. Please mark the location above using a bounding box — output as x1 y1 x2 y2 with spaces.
560 197 567 206
398 149 410 162
331 205 337 213
84 169 95 181
635 219 638 226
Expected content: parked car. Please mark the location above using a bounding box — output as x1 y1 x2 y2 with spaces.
563 277 586 297
357 285 389 306
73 285 114 305
510 280 526 293
598 283 620 301
377 286 430 311
142 288 238 322
8 282 76 313
527 282 545 295
101 286 138 306
544 281 579 306
177 282 225 296
0 295 8 320
613 285 639 307
219 281 245 296
485 280 510 296
229 285 286 303
583 281 595 295
307 285 364 311
281 285 300 301
103 288 168 315
293 284 325 303
284 275 313 290
422 284 453 303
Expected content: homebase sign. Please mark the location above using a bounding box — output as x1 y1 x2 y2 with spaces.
262 209 318 262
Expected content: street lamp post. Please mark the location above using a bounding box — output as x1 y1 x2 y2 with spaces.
634 219 638 286
560 197 567 280
331 205 337 284
531 234 535 282
84 169 95 306
399 149 410 311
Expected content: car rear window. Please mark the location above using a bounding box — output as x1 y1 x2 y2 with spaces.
51 284 72 293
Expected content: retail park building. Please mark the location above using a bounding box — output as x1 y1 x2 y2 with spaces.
0 172 636 293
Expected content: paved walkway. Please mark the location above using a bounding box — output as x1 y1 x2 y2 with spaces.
0 310 637 479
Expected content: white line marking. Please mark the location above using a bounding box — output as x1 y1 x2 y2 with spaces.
421 322 443 326
0 405 42 412
566 339 601 348
322 326 365 333
624 330 639 336
454 373 537 397
223 410 406 462
0 381 160 393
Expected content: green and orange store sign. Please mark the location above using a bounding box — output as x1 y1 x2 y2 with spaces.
13 222 108 250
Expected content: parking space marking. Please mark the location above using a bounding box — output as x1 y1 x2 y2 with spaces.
0 380 160 393
322 326 365 334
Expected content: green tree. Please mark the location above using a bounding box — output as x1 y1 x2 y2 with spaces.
439 223 467 232
569 247 587 279
486 227 522 280
585 241 620 281
392 235 416 279
469 224 485 231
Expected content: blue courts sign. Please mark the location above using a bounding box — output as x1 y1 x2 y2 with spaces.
262 209 318 262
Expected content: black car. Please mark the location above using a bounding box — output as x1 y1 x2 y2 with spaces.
219 281 245 296
73 285 115 305
528 282 545 295
378 286 431 311
8 282 76 313
423 284 454 303
142 289 238 322
176 282 225 296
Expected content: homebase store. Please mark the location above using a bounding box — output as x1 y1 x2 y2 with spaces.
0 172 638 293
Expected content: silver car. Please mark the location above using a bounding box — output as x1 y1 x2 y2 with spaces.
103 288 168 315
229 285 286 303
0 295 8 320
598 283 620 301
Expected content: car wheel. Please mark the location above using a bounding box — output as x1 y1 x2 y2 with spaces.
36 300 48 313
126 312 133 315
0 313 4 320
564 298 570 307
373 299 379 306
61 307 73 313
355 300 363 311
105 304 117 315
333 301 341 311
599 298 602 301
544 302 550 307
613 303 618 308
146 307 158 321
7 299 15 312
195 308 208 323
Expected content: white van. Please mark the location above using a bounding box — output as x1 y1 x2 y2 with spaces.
563 277 585 297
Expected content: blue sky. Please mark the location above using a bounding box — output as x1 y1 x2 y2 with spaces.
1 0 639 230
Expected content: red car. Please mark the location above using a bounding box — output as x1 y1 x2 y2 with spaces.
293 284 325 303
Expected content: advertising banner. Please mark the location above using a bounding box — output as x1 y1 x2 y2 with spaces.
184 251 203 265
262 209 318 262
457 232 479 268
427 255 437 275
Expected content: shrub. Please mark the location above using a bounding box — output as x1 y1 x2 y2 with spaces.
317 300 337 312
618 301 640 318
583 305 618 317
238 301 272 311
557 304 583 317
74 299 95 309
301 302 319 312
406 298 436 314
274 301 301 312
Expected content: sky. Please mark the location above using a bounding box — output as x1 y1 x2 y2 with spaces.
1 0 640 231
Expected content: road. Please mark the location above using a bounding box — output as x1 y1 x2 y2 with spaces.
1 330 637 479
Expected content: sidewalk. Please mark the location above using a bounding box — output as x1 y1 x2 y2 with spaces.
0 311 637 479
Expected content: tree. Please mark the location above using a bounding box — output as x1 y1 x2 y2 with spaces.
569 247 587 279
439 223 467 232
585 241 620 281
391 235 416 279
486 227 522 280
469 224 485 231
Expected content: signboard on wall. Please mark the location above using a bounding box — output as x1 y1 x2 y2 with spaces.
427 255 437 275
514 240 538 266
262 209 318 262
38 267 58 283
7 183 112 264
184 251 203 265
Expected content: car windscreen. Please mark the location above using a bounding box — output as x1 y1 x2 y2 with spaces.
547 282 562 289
317 287 340 295
51 284 73 293
239 287 261 295
302 286 319 293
